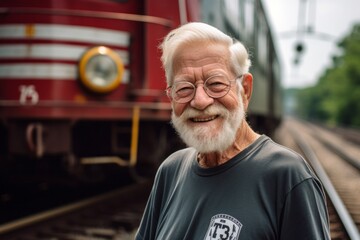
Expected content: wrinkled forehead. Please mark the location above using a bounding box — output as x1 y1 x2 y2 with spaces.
172 41 231 75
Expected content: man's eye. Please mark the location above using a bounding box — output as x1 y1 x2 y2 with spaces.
207 82 228 92
176 87 193 97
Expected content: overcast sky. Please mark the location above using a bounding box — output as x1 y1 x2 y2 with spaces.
262 0 360 88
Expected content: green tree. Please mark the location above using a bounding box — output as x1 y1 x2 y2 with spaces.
296 23 360 127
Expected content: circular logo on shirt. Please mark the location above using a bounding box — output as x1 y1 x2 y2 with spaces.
204 214 243 240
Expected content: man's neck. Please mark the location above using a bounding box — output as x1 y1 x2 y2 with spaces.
197 122 260 168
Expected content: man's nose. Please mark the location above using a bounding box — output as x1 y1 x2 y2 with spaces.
189 85 214 110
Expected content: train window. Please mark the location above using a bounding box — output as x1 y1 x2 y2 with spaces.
244 0 255 42
238 0 245 34
257 13 268 72
273 55 281 85
202 0 222 30
224 0 240 37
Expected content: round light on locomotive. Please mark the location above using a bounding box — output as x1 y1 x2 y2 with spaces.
79 46 124 93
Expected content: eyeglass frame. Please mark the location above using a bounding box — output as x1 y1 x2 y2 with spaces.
165 74 244 103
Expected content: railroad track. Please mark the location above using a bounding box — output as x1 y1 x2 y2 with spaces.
2 118 359 240
275 117 360 240
0 180 152 240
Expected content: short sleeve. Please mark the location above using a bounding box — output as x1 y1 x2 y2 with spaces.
279 178 331 240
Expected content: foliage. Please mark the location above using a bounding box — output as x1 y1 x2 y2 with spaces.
295 23 360 127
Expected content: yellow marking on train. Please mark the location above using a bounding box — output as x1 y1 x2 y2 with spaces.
130 105 140 167
74 94 87 103
25 24 35 38
81 156 130 167
80 106 140 168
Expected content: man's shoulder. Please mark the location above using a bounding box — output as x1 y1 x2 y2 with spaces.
153 148 196 188
259 136 305 164
158 147 196 170
257 137 317 181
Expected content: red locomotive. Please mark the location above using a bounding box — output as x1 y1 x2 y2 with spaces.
0 0 281 177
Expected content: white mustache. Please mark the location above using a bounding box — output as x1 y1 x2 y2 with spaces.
180 104 229 119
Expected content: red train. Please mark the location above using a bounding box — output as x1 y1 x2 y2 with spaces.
0 0 281 177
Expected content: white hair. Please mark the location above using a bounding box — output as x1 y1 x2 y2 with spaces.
159 22 251 86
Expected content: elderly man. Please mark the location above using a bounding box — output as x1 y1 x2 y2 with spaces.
136 22 330 240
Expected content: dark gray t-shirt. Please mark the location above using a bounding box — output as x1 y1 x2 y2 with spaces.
136 135 330 240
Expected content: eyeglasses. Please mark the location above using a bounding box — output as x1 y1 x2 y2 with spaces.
166 74 243 103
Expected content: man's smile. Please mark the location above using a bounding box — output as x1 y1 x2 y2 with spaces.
190 115 219 122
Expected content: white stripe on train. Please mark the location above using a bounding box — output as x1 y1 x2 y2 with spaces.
0 44 129 65
0 24 130 47
0 63 130 83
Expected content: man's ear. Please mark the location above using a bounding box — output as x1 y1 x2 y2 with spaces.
242 73 253 103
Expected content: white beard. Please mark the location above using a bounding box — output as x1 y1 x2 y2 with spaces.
171 97 245 153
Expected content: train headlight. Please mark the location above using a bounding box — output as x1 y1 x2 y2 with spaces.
79 46 124 93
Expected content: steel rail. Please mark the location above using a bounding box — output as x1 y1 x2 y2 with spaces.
289 128 360 240
0 181 151 235
306 123 360 171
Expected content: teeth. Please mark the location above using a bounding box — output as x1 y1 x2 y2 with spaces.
192 116 217 122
